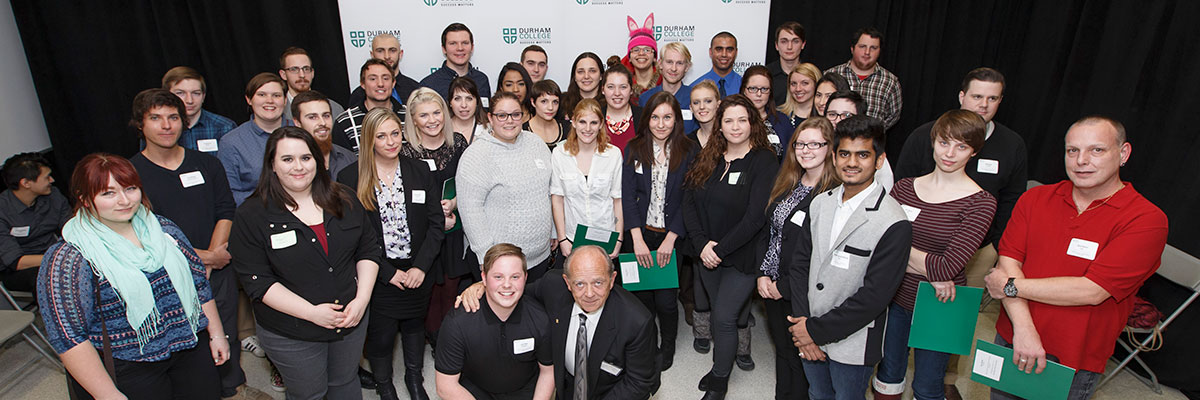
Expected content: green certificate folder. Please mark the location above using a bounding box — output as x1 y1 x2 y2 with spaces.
907 282 984 355
617 251 679 291
970 339 1075 400
572 225 619 254
442 178 461 233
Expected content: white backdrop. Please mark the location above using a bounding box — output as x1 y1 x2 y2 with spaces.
337 0 771 92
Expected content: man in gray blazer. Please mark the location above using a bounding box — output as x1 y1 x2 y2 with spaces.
786 115 912 399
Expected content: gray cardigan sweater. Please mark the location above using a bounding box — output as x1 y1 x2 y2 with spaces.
456 129 553 264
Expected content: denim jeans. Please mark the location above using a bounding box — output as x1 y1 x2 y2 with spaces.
989 334 1102 400
875 302 950 399
801 357 874 400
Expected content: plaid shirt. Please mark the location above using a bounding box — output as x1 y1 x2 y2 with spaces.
180 110 236 153
827 62 903 129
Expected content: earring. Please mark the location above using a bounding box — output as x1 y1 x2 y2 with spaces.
1120 162 1126 167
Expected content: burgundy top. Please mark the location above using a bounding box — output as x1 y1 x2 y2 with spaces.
606 120 635 152
890 178 996 310
310 223 329 255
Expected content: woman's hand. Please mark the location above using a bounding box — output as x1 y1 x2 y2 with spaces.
559 240 573 258
337 298 368 328
756 276 782 300
389 270 408 290
444 213 457 231
700 241 721 269
403 268 427 289
307 303 346 329
209 334 230 366
931 281 956 303
633 237 653 268
655 241 675 268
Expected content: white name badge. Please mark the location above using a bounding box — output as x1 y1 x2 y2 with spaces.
10 226 30 237
727 172 741 185
977 159 1000 174
423 159 437 171
270 230 297 249
179 171 205 188
681 109 693 121
789 210 806 227
600 361 623 376
534 159 546 169
480 97 490 108
1066 238 1099 260
634 163 644 175
831 251 851 270
900 205 921 222
197 139 219 152
767 134 781 144
512 337 535 354
412 190 426 204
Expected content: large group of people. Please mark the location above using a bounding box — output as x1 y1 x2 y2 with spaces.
0 17 1168 400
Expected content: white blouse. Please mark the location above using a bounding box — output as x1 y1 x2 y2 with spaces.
549 144 623 240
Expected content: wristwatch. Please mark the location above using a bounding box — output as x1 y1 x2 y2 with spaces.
1003 277 1018 298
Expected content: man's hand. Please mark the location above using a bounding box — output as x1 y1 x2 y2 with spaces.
196 243 232 270
786 315 814 347
931 281 956 303
796 342 825 361
1012 326 1048 374
454 282 485 312
984 268 1008 299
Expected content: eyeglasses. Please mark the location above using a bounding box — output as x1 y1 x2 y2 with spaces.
793 141 828 150
491 111 524 121
630 47 655 55
745 86 770 95
285 66 314 74
827 111 856 120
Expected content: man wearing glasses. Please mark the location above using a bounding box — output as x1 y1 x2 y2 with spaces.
279 47 345 121
825 90 894 190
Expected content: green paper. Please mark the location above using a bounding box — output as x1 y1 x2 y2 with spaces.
970 340 1075 400
617 251 679 291
442 177 456 200
572 225 619 254
907 282 984 355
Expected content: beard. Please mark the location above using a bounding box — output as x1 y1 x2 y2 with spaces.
315 134 333 155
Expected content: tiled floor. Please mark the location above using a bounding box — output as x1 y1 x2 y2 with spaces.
1 301 1187 399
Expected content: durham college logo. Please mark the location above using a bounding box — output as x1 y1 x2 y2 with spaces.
501 27 551 45
576 0 588 4
502 28 518 44
654 25 695 42
424 0 437 5
349 31 367 48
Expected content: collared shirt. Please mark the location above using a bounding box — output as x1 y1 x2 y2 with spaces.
180 110 236 153
564 302 604 376
420 61 493 103
328 144 356 179
435 297 552 394
826 62 903 129
995 181 1167 373
217 118 294 205
283 95 345 122
0 188 71 270
691 69 742 98
549 144 623 240
830 181 881 251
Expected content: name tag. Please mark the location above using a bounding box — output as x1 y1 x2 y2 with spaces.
179 171 205 188
831 251 851 270
535 159 546 169
480 97 489 108
411 190 426 204
1066 238 1099 260
634 162 643 175
789 210 805 227
423 159 437 171
270 230 297 249
900 205 921 221
197 139 219 152
600 361 623 376
512 337 535 354
10 226 29 237
681 109 693 121
727 172 741 185
767 134 781 144
976 159 999 174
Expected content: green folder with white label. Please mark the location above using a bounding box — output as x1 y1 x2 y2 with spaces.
442 177 461 233
572 224 619 254
908 282 984 355
617 251 679 291
970 339 1075 400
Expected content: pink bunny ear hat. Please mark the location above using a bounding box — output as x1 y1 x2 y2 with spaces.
627 13 657 55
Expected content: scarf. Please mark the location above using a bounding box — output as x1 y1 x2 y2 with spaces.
62 206 202 352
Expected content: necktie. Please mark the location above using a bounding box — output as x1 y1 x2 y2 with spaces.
718 78 727 97
574 313 588 400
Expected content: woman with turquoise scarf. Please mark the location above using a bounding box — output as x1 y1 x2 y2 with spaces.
38 153 228 400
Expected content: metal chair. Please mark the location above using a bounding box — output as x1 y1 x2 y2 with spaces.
0 282 61 372
0 309 64 394
1098 245 1200 393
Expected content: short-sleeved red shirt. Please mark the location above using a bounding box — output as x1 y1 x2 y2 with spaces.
995 181 1168 373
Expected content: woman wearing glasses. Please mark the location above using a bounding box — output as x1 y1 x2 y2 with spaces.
757 118 841 399
456 92 556 282
741 65 795 160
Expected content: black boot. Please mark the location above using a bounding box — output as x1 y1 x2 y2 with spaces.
660 341 676 371
700 372 729 400
367 357 398 400
358 366 376 390
402 330 431 400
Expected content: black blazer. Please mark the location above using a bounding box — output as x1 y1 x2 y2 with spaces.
337 158 445 281
527 275 658 400
621 145 698 237
229 187 383 341
756 185 820 301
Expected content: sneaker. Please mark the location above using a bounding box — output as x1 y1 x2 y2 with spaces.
736 354 755 371
240 336 266 358
270 365 286 392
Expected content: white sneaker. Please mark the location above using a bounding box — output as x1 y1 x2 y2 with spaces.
240 336 266 358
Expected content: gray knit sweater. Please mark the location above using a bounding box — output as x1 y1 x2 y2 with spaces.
456 129 554 264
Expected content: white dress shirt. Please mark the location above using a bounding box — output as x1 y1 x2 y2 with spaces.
829 181 880 251
550 144 623 239
564 302 604 376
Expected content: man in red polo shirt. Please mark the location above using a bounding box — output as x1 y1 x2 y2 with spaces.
983 116 1168 399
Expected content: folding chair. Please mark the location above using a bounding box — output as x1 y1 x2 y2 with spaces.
0 282 61 371
0 309 64 394
1098 244 1200 393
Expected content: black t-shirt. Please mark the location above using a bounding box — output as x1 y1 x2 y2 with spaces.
131 149 235 249
436 297 552 395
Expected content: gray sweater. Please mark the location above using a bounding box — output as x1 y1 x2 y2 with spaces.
456 129 554 264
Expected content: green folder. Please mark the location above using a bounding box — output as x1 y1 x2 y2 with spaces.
907 282 984 355
442 177 461 233
617 251 679 291
572 225 619 254
970 340 1075 400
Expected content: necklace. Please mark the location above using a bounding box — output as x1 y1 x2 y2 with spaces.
606 114 631 135
1077 183 1124 215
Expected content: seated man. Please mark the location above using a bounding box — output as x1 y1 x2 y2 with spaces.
436 243 555 400
0 153 71 292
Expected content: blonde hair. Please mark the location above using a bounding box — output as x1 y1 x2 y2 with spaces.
563 98 610 155
768 117 840 206
777 63 823 117
660 42 692 64
403 87 454 150
355 108 403 211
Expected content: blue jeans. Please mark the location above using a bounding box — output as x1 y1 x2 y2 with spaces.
802 358 874 400
875 302 951 400
989 334 1102 400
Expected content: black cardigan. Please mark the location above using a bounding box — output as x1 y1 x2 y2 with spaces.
682 148 779 274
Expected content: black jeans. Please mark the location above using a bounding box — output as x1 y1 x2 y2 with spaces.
765 296 809 399
625 228 680 359
68 331 220 400
697 265 756 377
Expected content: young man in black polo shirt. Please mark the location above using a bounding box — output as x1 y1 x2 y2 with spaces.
0 153 70 292
436 244 554 400
125 89 257 399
